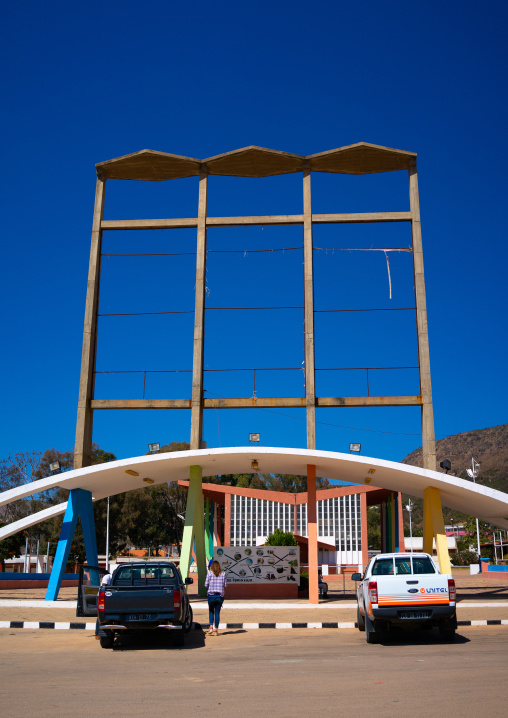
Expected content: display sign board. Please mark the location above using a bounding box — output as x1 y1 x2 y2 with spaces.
213 546 300 585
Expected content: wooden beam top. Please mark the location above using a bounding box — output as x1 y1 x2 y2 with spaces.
96 149 201 181
96 142 417 181
308 142 417 175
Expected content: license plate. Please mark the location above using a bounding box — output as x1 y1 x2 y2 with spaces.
399 611 431 620
129 613 153 621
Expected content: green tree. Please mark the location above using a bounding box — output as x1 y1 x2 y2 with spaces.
265 528 298 546
367 506 381 551
0 526 25 570
121 482 187 554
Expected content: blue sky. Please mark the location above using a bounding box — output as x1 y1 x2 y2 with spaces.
1 1 507 471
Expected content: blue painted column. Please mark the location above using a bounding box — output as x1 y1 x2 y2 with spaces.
45 489 98 601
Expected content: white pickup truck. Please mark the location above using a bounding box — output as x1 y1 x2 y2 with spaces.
352 553 457 643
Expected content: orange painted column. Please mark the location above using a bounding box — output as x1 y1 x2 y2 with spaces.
307 464 319 604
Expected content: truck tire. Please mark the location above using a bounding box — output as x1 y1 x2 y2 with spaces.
439 626 456 642
357 607 365 632
99 633 114 649
365 615 378 644
184 605 193 633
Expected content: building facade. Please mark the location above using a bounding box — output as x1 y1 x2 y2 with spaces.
179 480 405 570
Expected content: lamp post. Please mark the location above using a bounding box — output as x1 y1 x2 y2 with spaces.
406 498 413 553
466 457 482 561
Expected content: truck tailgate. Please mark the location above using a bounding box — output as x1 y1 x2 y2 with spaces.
105 587 174 612
376 577 450 607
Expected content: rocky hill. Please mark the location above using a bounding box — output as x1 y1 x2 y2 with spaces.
400 423 508 530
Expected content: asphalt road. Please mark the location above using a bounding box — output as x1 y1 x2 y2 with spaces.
1 626 507 717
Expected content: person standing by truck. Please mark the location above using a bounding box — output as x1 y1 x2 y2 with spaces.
205 560 227 636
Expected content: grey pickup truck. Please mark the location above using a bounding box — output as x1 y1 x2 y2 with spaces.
77 562 194 648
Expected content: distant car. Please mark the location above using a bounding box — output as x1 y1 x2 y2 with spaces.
319 577 328 598
352 553 457 643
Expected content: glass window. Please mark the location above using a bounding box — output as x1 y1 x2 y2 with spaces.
394 558 411 575
372 558 394 576
412 556 436 574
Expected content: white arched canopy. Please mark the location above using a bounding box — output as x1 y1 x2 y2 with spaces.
1 446 508 539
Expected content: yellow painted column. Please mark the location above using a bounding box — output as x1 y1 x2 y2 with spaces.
423 487 451 573
422 490 433 555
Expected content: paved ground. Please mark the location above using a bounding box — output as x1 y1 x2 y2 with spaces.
1 626 507 717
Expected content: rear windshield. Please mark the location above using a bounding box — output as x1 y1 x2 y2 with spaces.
371 556 436 576
114 565 177 585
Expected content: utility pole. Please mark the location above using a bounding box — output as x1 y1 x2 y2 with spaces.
466 458 482 560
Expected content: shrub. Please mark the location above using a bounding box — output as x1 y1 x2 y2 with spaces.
264 529 298 546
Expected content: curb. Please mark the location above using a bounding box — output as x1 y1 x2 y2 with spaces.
1 620 508 630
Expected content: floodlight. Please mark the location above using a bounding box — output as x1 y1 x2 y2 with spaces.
349 443 361 454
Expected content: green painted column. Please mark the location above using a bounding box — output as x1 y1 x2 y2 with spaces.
180 465 207 596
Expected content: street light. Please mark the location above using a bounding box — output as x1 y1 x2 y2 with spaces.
406 498 414 553
349 443 361 454
440 459 451 474
49 461 61 475
466 457 482 561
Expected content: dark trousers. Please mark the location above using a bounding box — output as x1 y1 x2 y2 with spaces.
208 594 224 628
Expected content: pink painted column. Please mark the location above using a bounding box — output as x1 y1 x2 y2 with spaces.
307 464 319 604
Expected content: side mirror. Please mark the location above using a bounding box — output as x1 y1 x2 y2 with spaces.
351 573 362 582
185 577 194 585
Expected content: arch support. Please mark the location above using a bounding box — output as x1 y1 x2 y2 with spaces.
423 486 451 573
180 465 207 596
45 489 98 601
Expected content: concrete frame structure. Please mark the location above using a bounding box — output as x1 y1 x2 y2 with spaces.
70 142 437 603
74 143 435 468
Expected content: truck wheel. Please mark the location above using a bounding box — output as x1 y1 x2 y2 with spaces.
184 605 193 633
439 626 456 642
99 633 114 649
357 607 365 632
365 615 378 644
